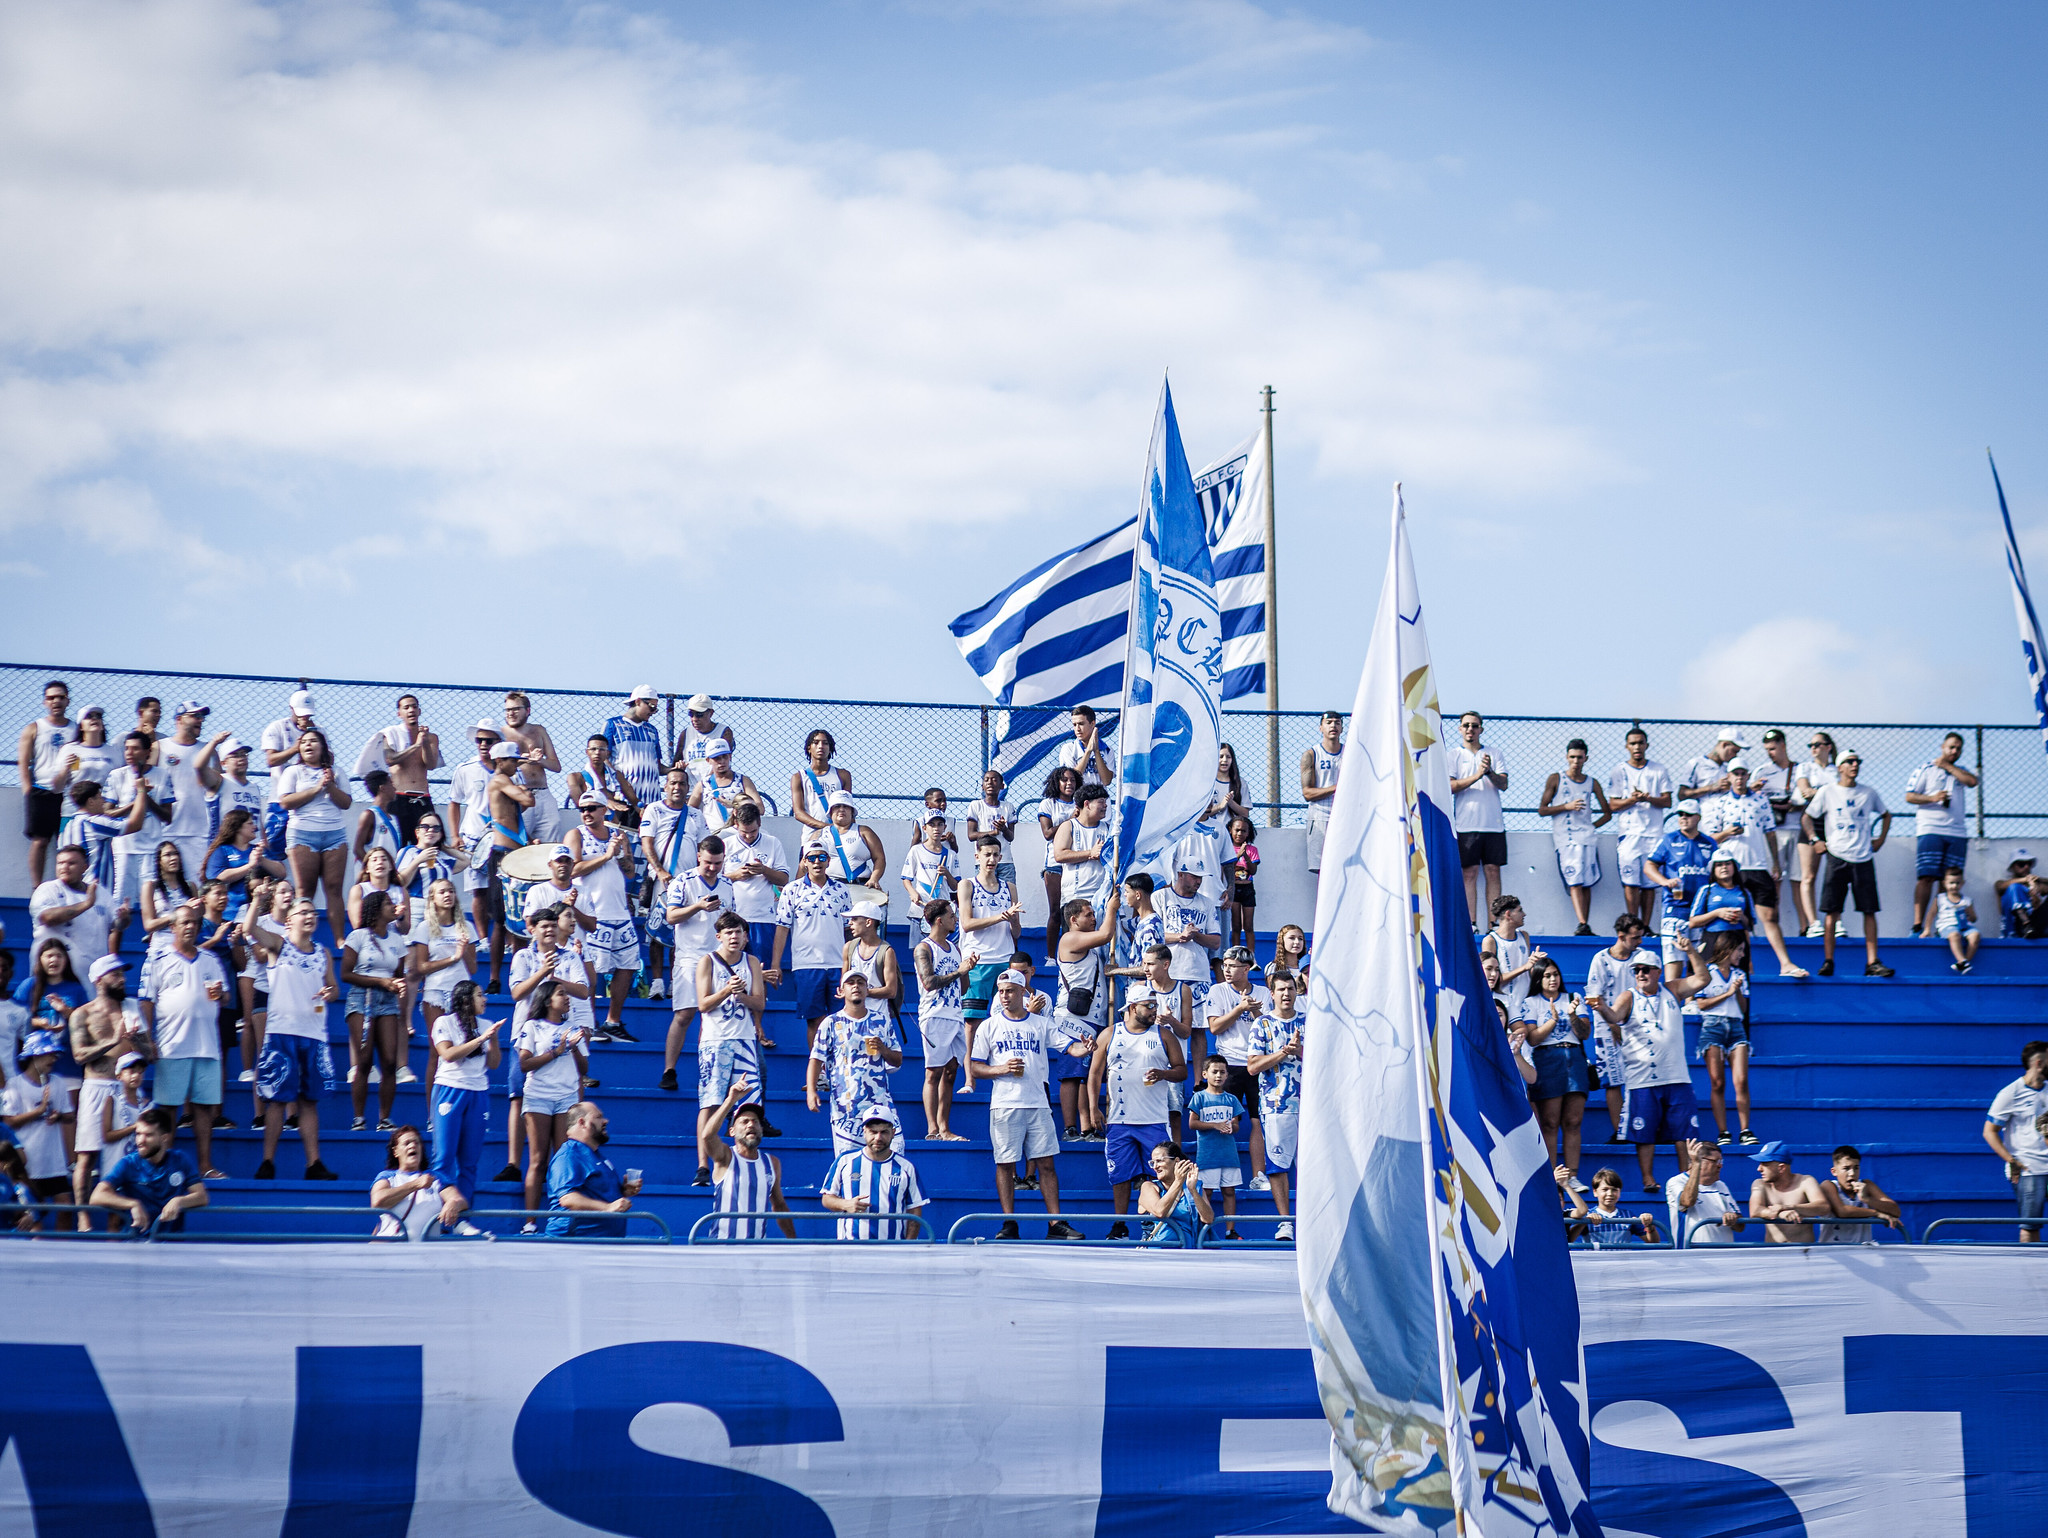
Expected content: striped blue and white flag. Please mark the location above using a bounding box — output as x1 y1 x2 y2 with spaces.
1194 419 1270 703
1114 381 1222 878
1991 451 2048 752
1299 488 1599 1538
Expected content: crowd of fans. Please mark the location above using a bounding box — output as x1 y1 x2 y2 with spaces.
4 684 2039 1245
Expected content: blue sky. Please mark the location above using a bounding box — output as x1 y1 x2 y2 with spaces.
4 1 2046 727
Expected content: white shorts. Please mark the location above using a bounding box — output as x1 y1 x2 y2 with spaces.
669 950 713 1008
920 1012 966 1069
1555 842 1601 890
990 1105 1059 1164
1198 1164 1243 1192
1618 835 1660 889
584 918 642 975
1593 1028 1624 1085
113 850 147 907
1260 1109 1299 1174
1305 807 1331 873
74 1077 119 1154
698 1037 761 1109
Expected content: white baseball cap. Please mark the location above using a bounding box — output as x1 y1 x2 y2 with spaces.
550 845 575 863
1675 799 1702 817
1628 949 1662 971
826 789 856 811
289 690 316 714
475 718 500 735
576 792 605 808
490 742 520 760
706 739 732 757
997 968 1030 989
116 1051 147 1072
629 684 658 702
88 954 129 983
687 693 714 714
1709 846 1740 865
219 736 248 758
1716 726 1752 749
850 901 887 922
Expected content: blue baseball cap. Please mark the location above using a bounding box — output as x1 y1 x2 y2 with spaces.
1747 1140 1793 1164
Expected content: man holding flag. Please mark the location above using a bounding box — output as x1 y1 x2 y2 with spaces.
1298 488 1599 1536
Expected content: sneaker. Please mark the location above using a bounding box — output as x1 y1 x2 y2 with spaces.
1716 1129 1732 1146
608 1023 639 1043
1063 1125 1081 1141
998 1220 1020 1240
1249 1172 1272 1192
305 1161 338 1180
1959 960 1974 975
377 1118 396 1133
1864 961 1895 979
1738 1129 1761 1147
659 1068 679 1091
761 1122 784 1138
285 1111 299 1130
253 1159 276 1180
1573 923 1594 937
650 978 667 1000
1818 959 1835 977
1016 1174 1040 1192
581 1077 602 1091
1909 924 1923 939
211 1112 236 1130
692 1165 711 1186
239 1069 256 1083
351 1115 367 1131
1107 1221 1131 1240
1046 1220 1080 1240
492 1162 522 1183
1223 1229 1244 1241
452 1220 490 1239
1568 1174 1589 1194
1805 921 1826 939
521 1221 539 1235
1951 960 1965 974
395 1066 417 1084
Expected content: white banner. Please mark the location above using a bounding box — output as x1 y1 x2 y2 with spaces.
0 1246 2042 1538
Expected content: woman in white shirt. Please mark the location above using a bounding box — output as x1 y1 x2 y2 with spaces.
275 729 353 945
394 812 460 928
138 839 199 984
514 977 588 1223
346 847 412 936
429 979 500 1234
1519 956 1594 1188
371 1124 444 1241
409 878 476 1097
342 891 413 1133
966 770 1018 886
1037 765 1081 963
1793 732 1838 938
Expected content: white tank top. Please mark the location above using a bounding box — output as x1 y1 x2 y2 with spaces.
1489 930 1532 1008
569 827 632 923
681 725 724 784
848 940 891 997
920 935 963 1020
1104 1024 1172 1126
267 940 330 1039
823 821 875 883
1550 771 1599 847
29 719 77 789
1058 946 1108 1028
1312 746 1341 803
961 876 1015 963
1059 819 1114 906
700 953 756 1045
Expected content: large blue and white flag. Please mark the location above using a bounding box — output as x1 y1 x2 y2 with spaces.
1299 488 1598 1537
1991 450 2048 752
1114 381 1223 877
1194 420 1271 703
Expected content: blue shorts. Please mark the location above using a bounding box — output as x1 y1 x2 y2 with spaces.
429 1084 489 1202
257 1034 335 1105
289 825 349 855
1106 1122 1167 1185
791 967 841 1021
347 985 402 1018
747 922 777 964
1698 1016 1750 1056
153 1056 223 1108
262 804 290 862
1530 1043 1594 1099
1052 1032 1097 1082
1916 834 1968 879
963 962 1006 1022
1624 1081 1699 1146
506 1056 526 1099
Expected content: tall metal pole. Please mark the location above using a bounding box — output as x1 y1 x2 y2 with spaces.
1261 385 1281 827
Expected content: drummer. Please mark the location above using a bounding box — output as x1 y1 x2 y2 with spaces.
819 790 885 888
483 742 535 989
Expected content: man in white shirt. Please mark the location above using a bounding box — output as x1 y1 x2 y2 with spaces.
355 693 442 844
1801 751 1894 979
1904 731 1979 937
722 802 789 967
678 693 738 790
1583 914 1648 1142
260 690 319 861
1057 705 1113 785
1157 864 1221 1010
639 763 704 1000
1700 762 1807 978
604 685 669 808
154 701 227 878
102 730 168 913
769 840 853 1048
1680 728 1748 806
1448 711 1509 922
445 721 502 985
565 792 643 1041
1984 1040 2048 1243
1592 942 1713 1194
1089 985 1186 1238
1300 710 1344 875
17 678 75 886
972 969 1089 1240
29 845 122 980
659 837 736 1092
822 1113 928 1241
149 906 229 1179
1607 728 1675 926
1204 947 1275 1189
1667 1139 1745 1247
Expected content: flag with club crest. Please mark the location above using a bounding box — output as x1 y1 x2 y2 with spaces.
1298 487 1599 1537
1113 380 1223 878
1991 450 2048 751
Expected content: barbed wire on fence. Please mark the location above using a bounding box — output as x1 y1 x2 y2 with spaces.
2 662 2041 834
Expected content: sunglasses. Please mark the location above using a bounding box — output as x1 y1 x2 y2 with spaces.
804 853 830 863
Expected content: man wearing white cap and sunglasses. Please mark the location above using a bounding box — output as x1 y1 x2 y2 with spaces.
1680 727 1749 807
1592 935 1714 1195
446 721 503 985
604 686 668 809
260 690 320 863
972 967 1092 1239
679 694 737 791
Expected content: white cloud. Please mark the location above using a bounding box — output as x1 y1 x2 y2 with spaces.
0 0 1623 566
1678 618 1956 723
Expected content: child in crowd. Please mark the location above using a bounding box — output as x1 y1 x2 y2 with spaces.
1818 1145 1905 1240
2 1032 75 1224
1185 1055 1245 1240
964 770 1016 886
1226 816 1259 954
1563 1166 1665 1247
1273 923 1310 984
922 786 959 854
1481 894 1542 1010
1996 851 2044 939
1933 868 1980 974
1112 872 1164 987
1698 935 1755 1148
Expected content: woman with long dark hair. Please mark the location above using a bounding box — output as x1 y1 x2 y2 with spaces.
1520 955 1593 1187
342 890 412 1131
429 979 500 1234
275 727 352 942
1037 764 1081 964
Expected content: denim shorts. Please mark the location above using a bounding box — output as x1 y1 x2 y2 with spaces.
2019 1171 2046 1236
289 825 349 855
347 985 402 1019
522 1086 578 1118
1698 1015 1750 1056
1916 834 1968 879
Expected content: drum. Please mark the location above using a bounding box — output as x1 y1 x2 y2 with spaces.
503 875 533 940
845 883 888 911
492 846 557 941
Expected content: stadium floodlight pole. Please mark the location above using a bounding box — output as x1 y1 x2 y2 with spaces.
1261 385 1281 828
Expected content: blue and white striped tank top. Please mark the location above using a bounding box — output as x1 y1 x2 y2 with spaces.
713 1149 778 1239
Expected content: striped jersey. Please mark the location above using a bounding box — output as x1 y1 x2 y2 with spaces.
712 1148 781 1239
823 1149 925 1240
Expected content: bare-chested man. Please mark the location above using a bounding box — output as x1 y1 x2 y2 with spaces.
372 693 442 843
1746 1140 1835 1244
485 742 536 982
502 691 563 843
69 954 154 1211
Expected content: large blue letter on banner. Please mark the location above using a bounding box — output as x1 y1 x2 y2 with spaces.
512 1342 845 1538
1845 1334 2048 1538
1586 1340 1805 1538
0 1343 155 1538
282 1346 422 1538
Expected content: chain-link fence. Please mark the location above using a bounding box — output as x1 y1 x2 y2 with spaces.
3 662 2043 834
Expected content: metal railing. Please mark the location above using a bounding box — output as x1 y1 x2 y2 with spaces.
9 662 2042 830
1677 1216 1895 1248
0 1203 672 1243
1919 1216 2048 1245
946 1211 1163 1245
686 1209 932 1244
